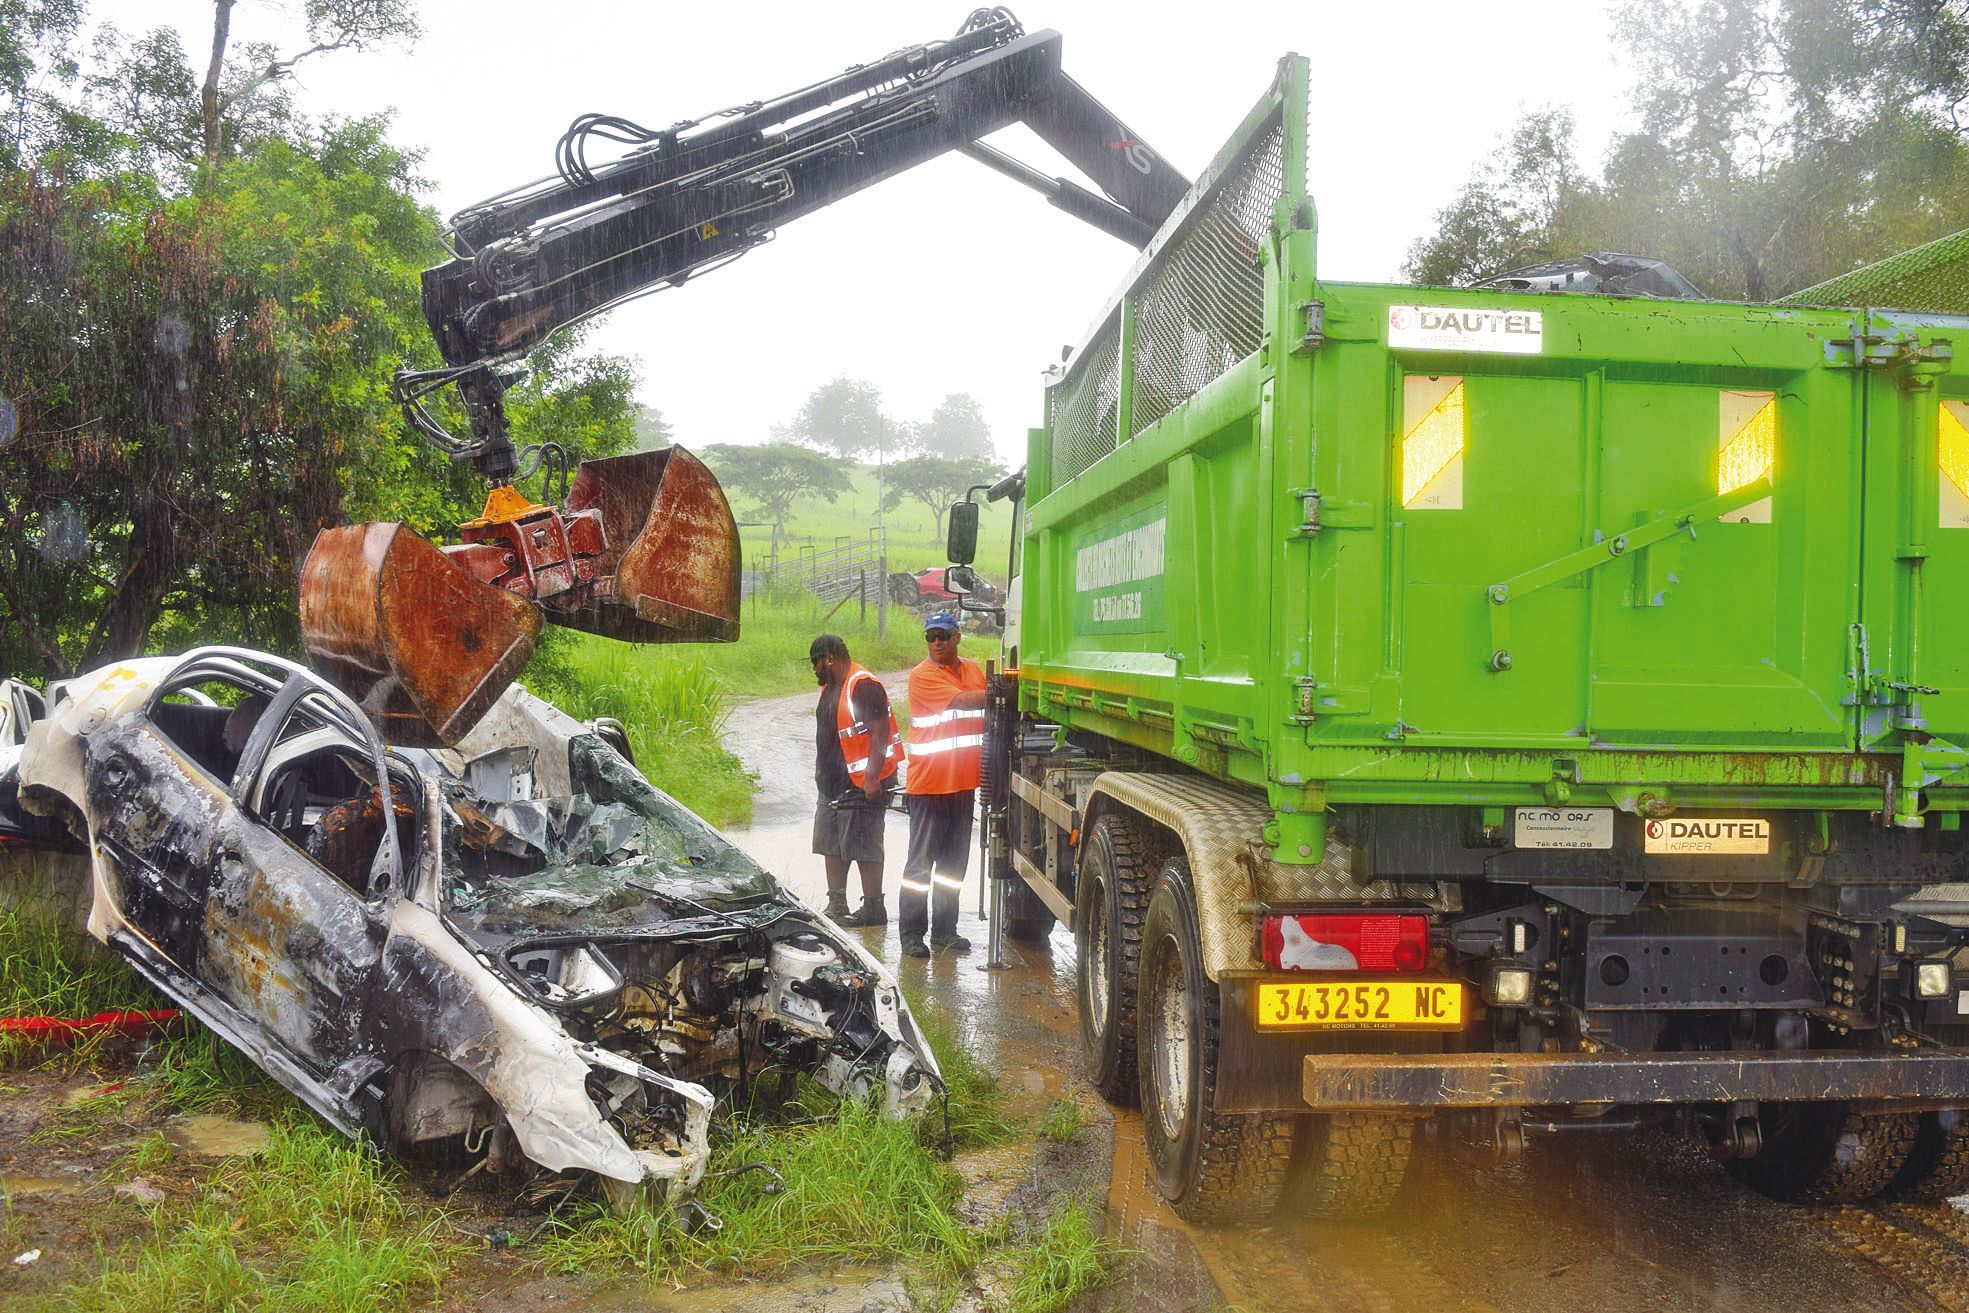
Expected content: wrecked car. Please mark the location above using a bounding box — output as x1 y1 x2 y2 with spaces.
16 646 939 1202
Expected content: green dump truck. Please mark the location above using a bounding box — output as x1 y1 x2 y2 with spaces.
947 56 1969 1222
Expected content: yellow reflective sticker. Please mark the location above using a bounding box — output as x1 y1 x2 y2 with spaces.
1718 391 1775 523
1401 377 1464 509
699 221 720 239
1941 401 1969 529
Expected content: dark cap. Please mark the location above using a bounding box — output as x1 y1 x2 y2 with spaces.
808 633 848 661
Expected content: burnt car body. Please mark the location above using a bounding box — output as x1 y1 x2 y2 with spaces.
16 647 938 1199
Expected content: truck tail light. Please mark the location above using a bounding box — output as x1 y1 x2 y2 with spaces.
1263 914 1428 972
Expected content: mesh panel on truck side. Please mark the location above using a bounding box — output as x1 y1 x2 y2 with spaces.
1047 319 1120 484
1777 226 1969 315
1129 123 1285 437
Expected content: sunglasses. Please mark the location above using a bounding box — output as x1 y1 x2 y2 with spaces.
924 629 956 641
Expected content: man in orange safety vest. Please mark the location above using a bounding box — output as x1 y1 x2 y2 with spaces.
809 633 901 925
900 611 986 957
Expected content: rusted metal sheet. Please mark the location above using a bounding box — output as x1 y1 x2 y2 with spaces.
1302 1050 1969 1110
298 522 542 748
547 447 742 643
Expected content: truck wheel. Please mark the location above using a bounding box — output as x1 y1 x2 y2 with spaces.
1889 1109 1969 1201
1076 812 1152 1104
1138 855 1293 1224
1001 873 1056 942
1287 1113 1416 1217
1728 1102 1918 1204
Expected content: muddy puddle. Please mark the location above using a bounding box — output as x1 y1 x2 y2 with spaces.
164 1113 270 1158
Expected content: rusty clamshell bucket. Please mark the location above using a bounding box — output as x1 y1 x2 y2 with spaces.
299 446 741 747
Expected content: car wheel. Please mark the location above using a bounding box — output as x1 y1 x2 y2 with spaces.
1076 811 1153 1105
889 575 921 606
1138 854 1293 1224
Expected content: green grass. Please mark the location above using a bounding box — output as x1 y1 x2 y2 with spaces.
1006 1200 1125 1313
737 464 1016 587
0 888 165 1069
536 1100 978 1284
53 1117 448 1313
913 1002 1018 1152
1035 1100 1089 1147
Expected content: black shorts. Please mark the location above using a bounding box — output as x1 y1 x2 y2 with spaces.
813 796 885 864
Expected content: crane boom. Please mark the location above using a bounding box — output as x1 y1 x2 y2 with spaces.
303 9 1187 747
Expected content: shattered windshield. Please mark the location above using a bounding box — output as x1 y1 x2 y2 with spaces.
441 735 779 938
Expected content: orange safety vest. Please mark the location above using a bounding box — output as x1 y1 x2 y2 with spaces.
835 663 902 788
905 656 987 795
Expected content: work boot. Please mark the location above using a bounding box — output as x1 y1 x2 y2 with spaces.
901 938 930 959
839 902 887 928
931 934 972 954
822 893 850 920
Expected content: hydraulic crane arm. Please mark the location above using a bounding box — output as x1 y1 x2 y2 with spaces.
304 10 1187 748
398 9 1189 479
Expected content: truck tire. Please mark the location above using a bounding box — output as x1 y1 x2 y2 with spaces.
1001 873 1056 942
1286 1113 1416 1217
1728 1102 1918 1204
1889 1109 1969 1201
888 575 921 606
1076 812 1152 1105
1138 855 1293 1224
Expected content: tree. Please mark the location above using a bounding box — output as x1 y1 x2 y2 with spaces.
906 392 995 461
630 403 674 453
1405 0 1969 299
195 0 419 175
0 8 639 678
783 377 893 459
700 442 854 555
882 454 1005 539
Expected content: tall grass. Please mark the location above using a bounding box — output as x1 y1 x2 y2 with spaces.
0 894 157 1021
1006 1201 1125 1313
527 634 754 826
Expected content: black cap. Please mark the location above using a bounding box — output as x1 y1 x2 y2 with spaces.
808 633 848 661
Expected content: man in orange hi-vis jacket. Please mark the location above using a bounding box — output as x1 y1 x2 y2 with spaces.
809 633 901 926
900 610 987 957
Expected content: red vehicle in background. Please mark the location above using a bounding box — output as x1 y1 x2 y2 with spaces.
889 567 1000 609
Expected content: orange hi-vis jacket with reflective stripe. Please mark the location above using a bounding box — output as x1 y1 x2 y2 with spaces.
904 656 986 795
835 663 902 788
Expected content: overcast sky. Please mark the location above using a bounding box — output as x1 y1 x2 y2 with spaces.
102 1 1630 463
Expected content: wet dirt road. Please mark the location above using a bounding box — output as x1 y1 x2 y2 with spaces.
725 681 1969 1313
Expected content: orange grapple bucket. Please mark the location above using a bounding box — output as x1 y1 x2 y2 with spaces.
549 447 742 643
298 445 741 746
299 522 543 748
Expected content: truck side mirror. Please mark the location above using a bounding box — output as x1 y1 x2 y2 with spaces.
946 500 979 565
944 565 978 596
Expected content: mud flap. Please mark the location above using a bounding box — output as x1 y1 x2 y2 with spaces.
547 448 742 643
299 522 542 748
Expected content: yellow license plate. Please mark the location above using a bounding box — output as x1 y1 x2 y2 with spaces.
1254 980 1464 1030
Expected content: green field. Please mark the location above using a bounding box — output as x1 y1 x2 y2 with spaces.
734 462 1017 589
